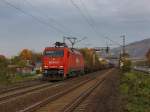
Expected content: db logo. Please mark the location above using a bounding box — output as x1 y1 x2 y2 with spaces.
76 58 80 64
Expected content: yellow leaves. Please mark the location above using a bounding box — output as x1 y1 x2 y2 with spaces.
19 49 42 62
146 49 150 64
79 48 101 69
19 49 32 60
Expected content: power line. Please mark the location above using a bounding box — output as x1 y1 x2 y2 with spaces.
23 0 73 36
2 0 65 35
70 0 104 42
70 0 121 46
79 0 95 26
79 0 121 46
70 0 108 45
70 0 94 29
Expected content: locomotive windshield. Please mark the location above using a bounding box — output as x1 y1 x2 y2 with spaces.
44 50 64 57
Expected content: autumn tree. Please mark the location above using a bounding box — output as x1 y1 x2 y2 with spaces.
0 55 6 60
0 55 12 84
80 48 101 72
121 59 132 72
120 52 132 72
11 56 20 64
19 49 32 60
122 52 130 58
0 55 7 68
146 49 150 65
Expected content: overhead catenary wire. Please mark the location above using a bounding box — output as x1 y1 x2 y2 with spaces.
79 0 96 27
2 0 66 35
79 0 121 46
70 0 103 42
70 0 95 30
23 0 73 36
70 0 121 46
2 0 121 47
79 0 122 46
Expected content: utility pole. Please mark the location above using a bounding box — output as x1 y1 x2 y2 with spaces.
121 35 126 55
119 35 127 69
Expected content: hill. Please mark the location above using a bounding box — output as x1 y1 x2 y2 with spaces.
111 38 150 58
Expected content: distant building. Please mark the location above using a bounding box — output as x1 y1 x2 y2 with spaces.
8 65 34 74
34 62 42 73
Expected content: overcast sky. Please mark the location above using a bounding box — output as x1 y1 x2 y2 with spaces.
0 0 150 56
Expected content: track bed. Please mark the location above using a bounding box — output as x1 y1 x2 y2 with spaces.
0 69 121 112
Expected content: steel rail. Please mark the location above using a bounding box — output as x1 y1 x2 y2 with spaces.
0 82 53 103
19 78 95 112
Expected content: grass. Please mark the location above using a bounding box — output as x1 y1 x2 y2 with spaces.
10 73 37 83
0 72 37 86
120 71 150 112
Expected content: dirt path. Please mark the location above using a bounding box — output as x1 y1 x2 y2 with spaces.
83 69 121 112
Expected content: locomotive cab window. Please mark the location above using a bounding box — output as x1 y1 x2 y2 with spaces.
44 50 64 57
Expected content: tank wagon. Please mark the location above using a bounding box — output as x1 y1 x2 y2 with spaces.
42 42 84 80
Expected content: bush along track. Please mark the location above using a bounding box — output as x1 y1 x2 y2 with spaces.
120 71 150 112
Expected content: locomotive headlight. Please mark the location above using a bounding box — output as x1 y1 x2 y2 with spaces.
59 66 64 68
44 65 48 68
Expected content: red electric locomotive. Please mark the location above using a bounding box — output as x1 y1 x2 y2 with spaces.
42 42 84 80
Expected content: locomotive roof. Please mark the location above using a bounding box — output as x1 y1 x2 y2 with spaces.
45 47 68 50
44 47 82 55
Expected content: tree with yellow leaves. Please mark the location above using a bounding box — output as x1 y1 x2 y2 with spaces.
146 49 150 65
19 49 32 60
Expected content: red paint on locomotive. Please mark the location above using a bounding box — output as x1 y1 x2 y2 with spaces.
42 47 84 80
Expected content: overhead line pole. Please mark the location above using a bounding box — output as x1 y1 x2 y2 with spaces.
121 35 126 55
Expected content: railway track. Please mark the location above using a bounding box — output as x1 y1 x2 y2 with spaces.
19 69 114 112
0 69 111 112
20 78 94 112
56 69 113 112
0 80 46 94
0 82 54 103
62 78 105 112
0 70 105 112
0 76 84 104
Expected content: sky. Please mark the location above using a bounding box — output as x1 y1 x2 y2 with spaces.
0 0 150 57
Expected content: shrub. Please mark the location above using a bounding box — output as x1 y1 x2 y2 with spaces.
120 71 150 112
121 59 132 72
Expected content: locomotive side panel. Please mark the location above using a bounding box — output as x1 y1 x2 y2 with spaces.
67 49 84 77
42 47 84 80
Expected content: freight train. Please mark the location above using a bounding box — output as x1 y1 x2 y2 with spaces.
42 42 113 80
42 42 84 80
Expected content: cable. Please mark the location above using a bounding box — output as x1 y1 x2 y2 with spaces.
82 0 122 46
70 0 105 42
70 0 94 28
79 0 121 46
2 0 65 35
70 0 121 46
23 0 73 36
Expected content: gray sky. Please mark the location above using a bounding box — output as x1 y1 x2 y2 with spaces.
0 0 150 56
